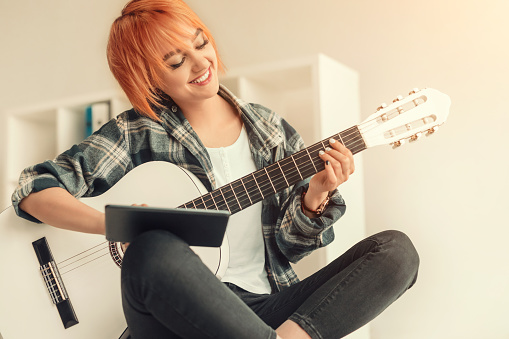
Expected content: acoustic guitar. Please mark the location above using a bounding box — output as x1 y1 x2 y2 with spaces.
0 88 450 338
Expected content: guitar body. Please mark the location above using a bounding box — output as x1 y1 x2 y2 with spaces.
0 161 230 339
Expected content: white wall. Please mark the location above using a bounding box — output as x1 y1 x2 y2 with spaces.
0 0 126 207
1 0 508 338
186 1 509 338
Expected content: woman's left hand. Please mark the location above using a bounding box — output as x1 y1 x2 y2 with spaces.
304 138 355 212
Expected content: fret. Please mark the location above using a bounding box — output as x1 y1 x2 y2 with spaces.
192 195 204 210
341 129 352 147
311 142 326 155
231 180 249 209
229 183 242 211
298 156 319 180
278 157 302 186
242 175 263 204
290 154 303 180
209 191 218 210
217 187 231 213
195 197 205 209
277 162 289 187
255 169 273 198
222 186 242 213
239 177 253 206
251 173 264 200
211 190 228 211
267 163 289 193
305 148 317 172
308 153 326 177
321 140 327 150
205 192 217 210
264 167 277 194
336 132 344 145
199 195 207 209
294 149 314 178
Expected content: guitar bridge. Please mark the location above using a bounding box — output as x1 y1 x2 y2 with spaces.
33 237 79 329
40 261 69 304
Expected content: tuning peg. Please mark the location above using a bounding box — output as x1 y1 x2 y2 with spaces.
391 139 405 149
426 126 439 136
409 132 422 142
409 88 420 95
393 95 403 103
377 103 387 111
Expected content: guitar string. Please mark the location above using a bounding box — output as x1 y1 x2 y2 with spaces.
201 127 363 199
355 98 425 136
183 141 364 212
185 128 365 211
55 133 364 272
60 252 111 275
57 241 108 265
56 149 334 271
205 150 343 212
43 99 427 272
185 146 349 210
58 245 111 270
57 243 111 275
202 109 408 209
55 109 397 271
234 95 428 203
56 135 364 272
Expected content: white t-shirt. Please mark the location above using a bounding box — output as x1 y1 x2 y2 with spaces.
205 127 272 294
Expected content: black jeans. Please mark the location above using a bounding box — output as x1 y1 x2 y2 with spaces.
121 229 419 339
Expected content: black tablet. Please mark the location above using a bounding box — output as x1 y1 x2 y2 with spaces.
105 205 230 247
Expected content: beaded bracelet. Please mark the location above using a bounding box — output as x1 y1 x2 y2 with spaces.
301 190 331 216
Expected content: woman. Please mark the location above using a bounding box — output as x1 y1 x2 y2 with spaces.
13 0 419 338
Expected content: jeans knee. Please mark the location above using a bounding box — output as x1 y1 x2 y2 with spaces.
379 230 420 286
121 230 190 279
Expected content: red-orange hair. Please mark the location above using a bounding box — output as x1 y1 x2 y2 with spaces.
107 0 224 120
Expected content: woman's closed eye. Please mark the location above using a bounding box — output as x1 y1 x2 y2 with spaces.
168 39 209 70
169 57 186 69
196 39 209 50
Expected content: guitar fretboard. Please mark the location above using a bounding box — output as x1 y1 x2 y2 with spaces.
179 125 366 215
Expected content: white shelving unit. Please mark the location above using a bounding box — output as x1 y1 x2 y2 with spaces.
2 91 131 207
222 54 369 338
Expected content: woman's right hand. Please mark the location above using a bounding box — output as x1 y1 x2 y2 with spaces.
120 203 149 252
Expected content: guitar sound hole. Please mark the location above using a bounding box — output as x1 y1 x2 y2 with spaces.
108 241 124 268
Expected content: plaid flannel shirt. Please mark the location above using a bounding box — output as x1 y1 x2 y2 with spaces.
12 85 346 292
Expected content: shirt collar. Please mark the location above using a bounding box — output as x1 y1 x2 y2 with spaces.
218 85 283 164
155 84 285 178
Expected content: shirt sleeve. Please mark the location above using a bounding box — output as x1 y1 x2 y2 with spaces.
11 116 132 223
274 118 347 263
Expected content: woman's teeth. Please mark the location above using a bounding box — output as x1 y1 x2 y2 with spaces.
190 69 210 84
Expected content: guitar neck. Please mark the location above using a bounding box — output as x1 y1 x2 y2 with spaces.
179 125 366 215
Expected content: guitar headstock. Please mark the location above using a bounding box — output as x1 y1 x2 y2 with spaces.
359 88 451 149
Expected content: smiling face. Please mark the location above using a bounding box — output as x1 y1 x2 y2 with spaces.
157 26 220 109
108 0 225 120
